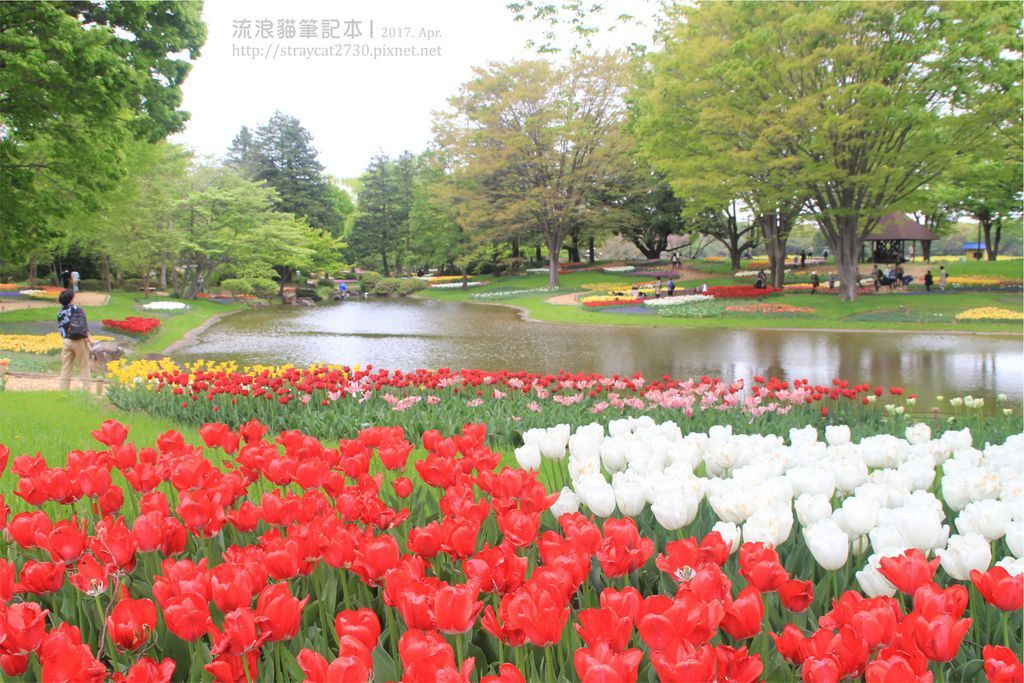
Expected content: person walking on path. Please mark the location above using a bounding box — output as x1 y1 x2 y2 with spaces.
800 250 807 268
810 272 820 294
666 278 676 297
70 270 80 292
939 266 947 291
57 289 92 391
924 270 934 292
655 277 663 298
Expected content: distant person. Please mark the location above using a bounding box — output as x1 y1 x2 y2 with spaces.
873 266 883 292
793 254 800 267
60 268 71 289
754 270 766 289
671 253 681 269
924 269 934 292
666 278 675 297
822 248 829 259
630 284 640 299
827 272 837 289
939 266 947 291
800 250 807 268
655 277 663 298
70 270 80 292
894 264 905 289
810 272 820 294
57 289 92 391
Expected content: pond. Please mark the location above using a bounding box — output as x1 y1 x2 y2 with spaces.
176 298 1024 406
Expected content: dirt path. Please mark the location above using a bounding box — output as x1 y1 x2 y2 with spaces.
545 267 715 306
0 291 109 313
3 371 106 393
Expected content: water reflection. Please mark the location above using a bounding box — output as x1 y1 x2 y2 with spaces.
177 298 1024 405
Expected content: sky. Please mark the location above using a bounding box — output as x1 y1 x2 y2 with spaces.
171 0 655 180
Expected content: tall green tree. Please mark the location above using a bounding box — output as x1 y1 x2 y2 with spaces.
635 1 1020 299
347 152 417 276
435 54 635 287
0 0 206 260
229 112 341 233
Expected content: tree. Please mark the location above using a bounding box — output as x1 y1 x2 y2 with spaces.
690 203 759 271
635 1 1020 299
950 137 1023 261
435 54 635 287
407 158 467 273
0 1 206 260
229 112 341 233
347 152 417 276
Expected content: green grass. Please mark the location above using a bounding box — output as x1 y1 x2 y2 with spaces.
418 265 1023 333
0 391 193 466
0 292 243 370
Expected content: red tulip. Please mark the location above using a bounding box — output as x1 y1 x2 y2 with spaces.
408 522 445 558
112 657 175 683
778 578 815 612
0 654 29 677
334 608 381 652
802 655 842 683
596 518 654 578
211 563 256 613
864 653 932 683
162 594 211 641
715 645 763 683
15 560 65 595
970 566 1024 611
297 638 373 683
8 510 53 549
481 663 527 683
819 592 900 651
720 586 764 640
575 606 633 652
38 629 107 683
983 645 1024 683
878 549 940 595
505 581 570 646
255 582 308 641
351 533 400 586
210 608 269 657
106 589 158 651
908 613 971 662
204 650 260 683
46 518 87 562
599 586 643 625
91 419 129 447
574 642 644 683
464 542 528 595
91 515 137 571
771 624 807 665
393 476 413 498
433 580 484 634
497 508 540 549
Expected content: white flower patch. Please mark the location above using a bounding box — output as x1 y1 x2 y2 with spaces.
430 281 484 289
470 287 560 299
602 265 636 273
642 294 715 306
142 301 190 311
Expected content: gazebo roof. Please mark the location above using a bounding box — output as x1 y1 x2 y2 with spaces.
865 212 938 241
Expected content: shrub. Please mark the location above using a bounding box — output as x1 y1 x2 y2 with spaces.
77 278 106 292
119 278 143 291
396 278 426 296
358 271 382 293
371 277 403 296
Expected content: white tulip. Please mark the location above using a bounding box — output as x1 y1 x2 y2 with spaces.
825 425 851 446
514 442 541 471
712 521 741 553
650 488 698 530
955 500 1013 542
788 425 818 447
567 454 601 482
941 428 973 452
788 466 836 499
549 487 579 518
539 434 565 460
1005 520 1023 558
898 458 936 492
612 471 648 517
803 519 850 571
795 493 833 528
856 550 903 598
941 473 972 512
576 474 616 518
743 505 794 547
996 556 1024 576
833 496 879 538
599 440 627 473
851 534 871 555
832 456 869 495
894 506 948 553
905 423 931 446
965 467 1001 502
936 533 991 580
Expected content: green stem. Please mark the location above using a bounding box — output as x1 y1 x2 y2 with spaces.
455 633 464 666
545 643 556 680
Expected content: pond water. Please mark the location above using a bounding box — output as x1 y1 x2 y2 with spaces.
176 298 1024 406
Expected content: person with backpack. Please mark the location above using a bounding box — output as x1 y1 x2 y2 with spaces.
57 289 92 391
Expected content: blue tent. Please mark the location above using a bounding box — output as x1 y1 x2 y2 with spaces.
962 242 987 251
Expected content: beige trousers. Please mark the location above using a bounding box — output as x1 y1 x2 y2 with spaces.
60 338 91 391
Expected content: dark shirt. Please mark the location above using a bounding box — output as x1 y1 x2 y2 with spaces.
57 304 87 339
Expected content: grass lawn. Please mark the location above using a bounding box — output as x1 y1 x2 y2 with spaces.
0 391 194 464
419 262 1023 333
0 292 243 372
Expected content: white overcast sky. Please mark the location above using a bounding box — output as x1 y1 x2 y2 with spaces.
171 0 655 180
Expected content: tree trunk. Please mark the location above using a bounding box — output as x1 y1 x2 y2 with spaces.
761 213 789 290
547 234 563 288
160 263 167 290
983 218 1001 261
535 244 542 262
141 270 150 299
27 254 37 286
566 234 580 263
832 216 863 301
587 237 595 264
381 252 390 277
100 254 112 293
511 238 520 259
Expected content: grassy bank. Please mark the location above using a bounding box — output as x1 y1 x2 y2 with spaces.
418 262 1023 333
0 391 194 464
0 292 244 372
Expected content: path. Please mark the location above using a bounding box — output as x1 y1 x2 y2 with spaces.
545 266 715 306
0 291 109 313
2 371 107 393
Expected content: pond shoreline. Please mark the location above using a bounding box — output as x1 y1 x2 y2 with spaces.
462 298 1023 337
163 307 245 355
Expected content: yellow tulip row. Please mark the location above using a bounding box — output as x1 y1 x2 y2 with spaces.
954 307 1023 321
106 358 358 384
0 333 114 354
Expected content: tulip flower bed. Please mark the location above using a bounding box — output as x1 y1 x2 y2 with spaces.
705 286 781 299
102 361 1019 447
102 317 162 338
0 334 115 355
1 417 1021 683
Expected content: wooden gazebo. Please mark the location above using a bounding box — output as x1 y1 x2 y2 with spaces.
863 212 938 263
